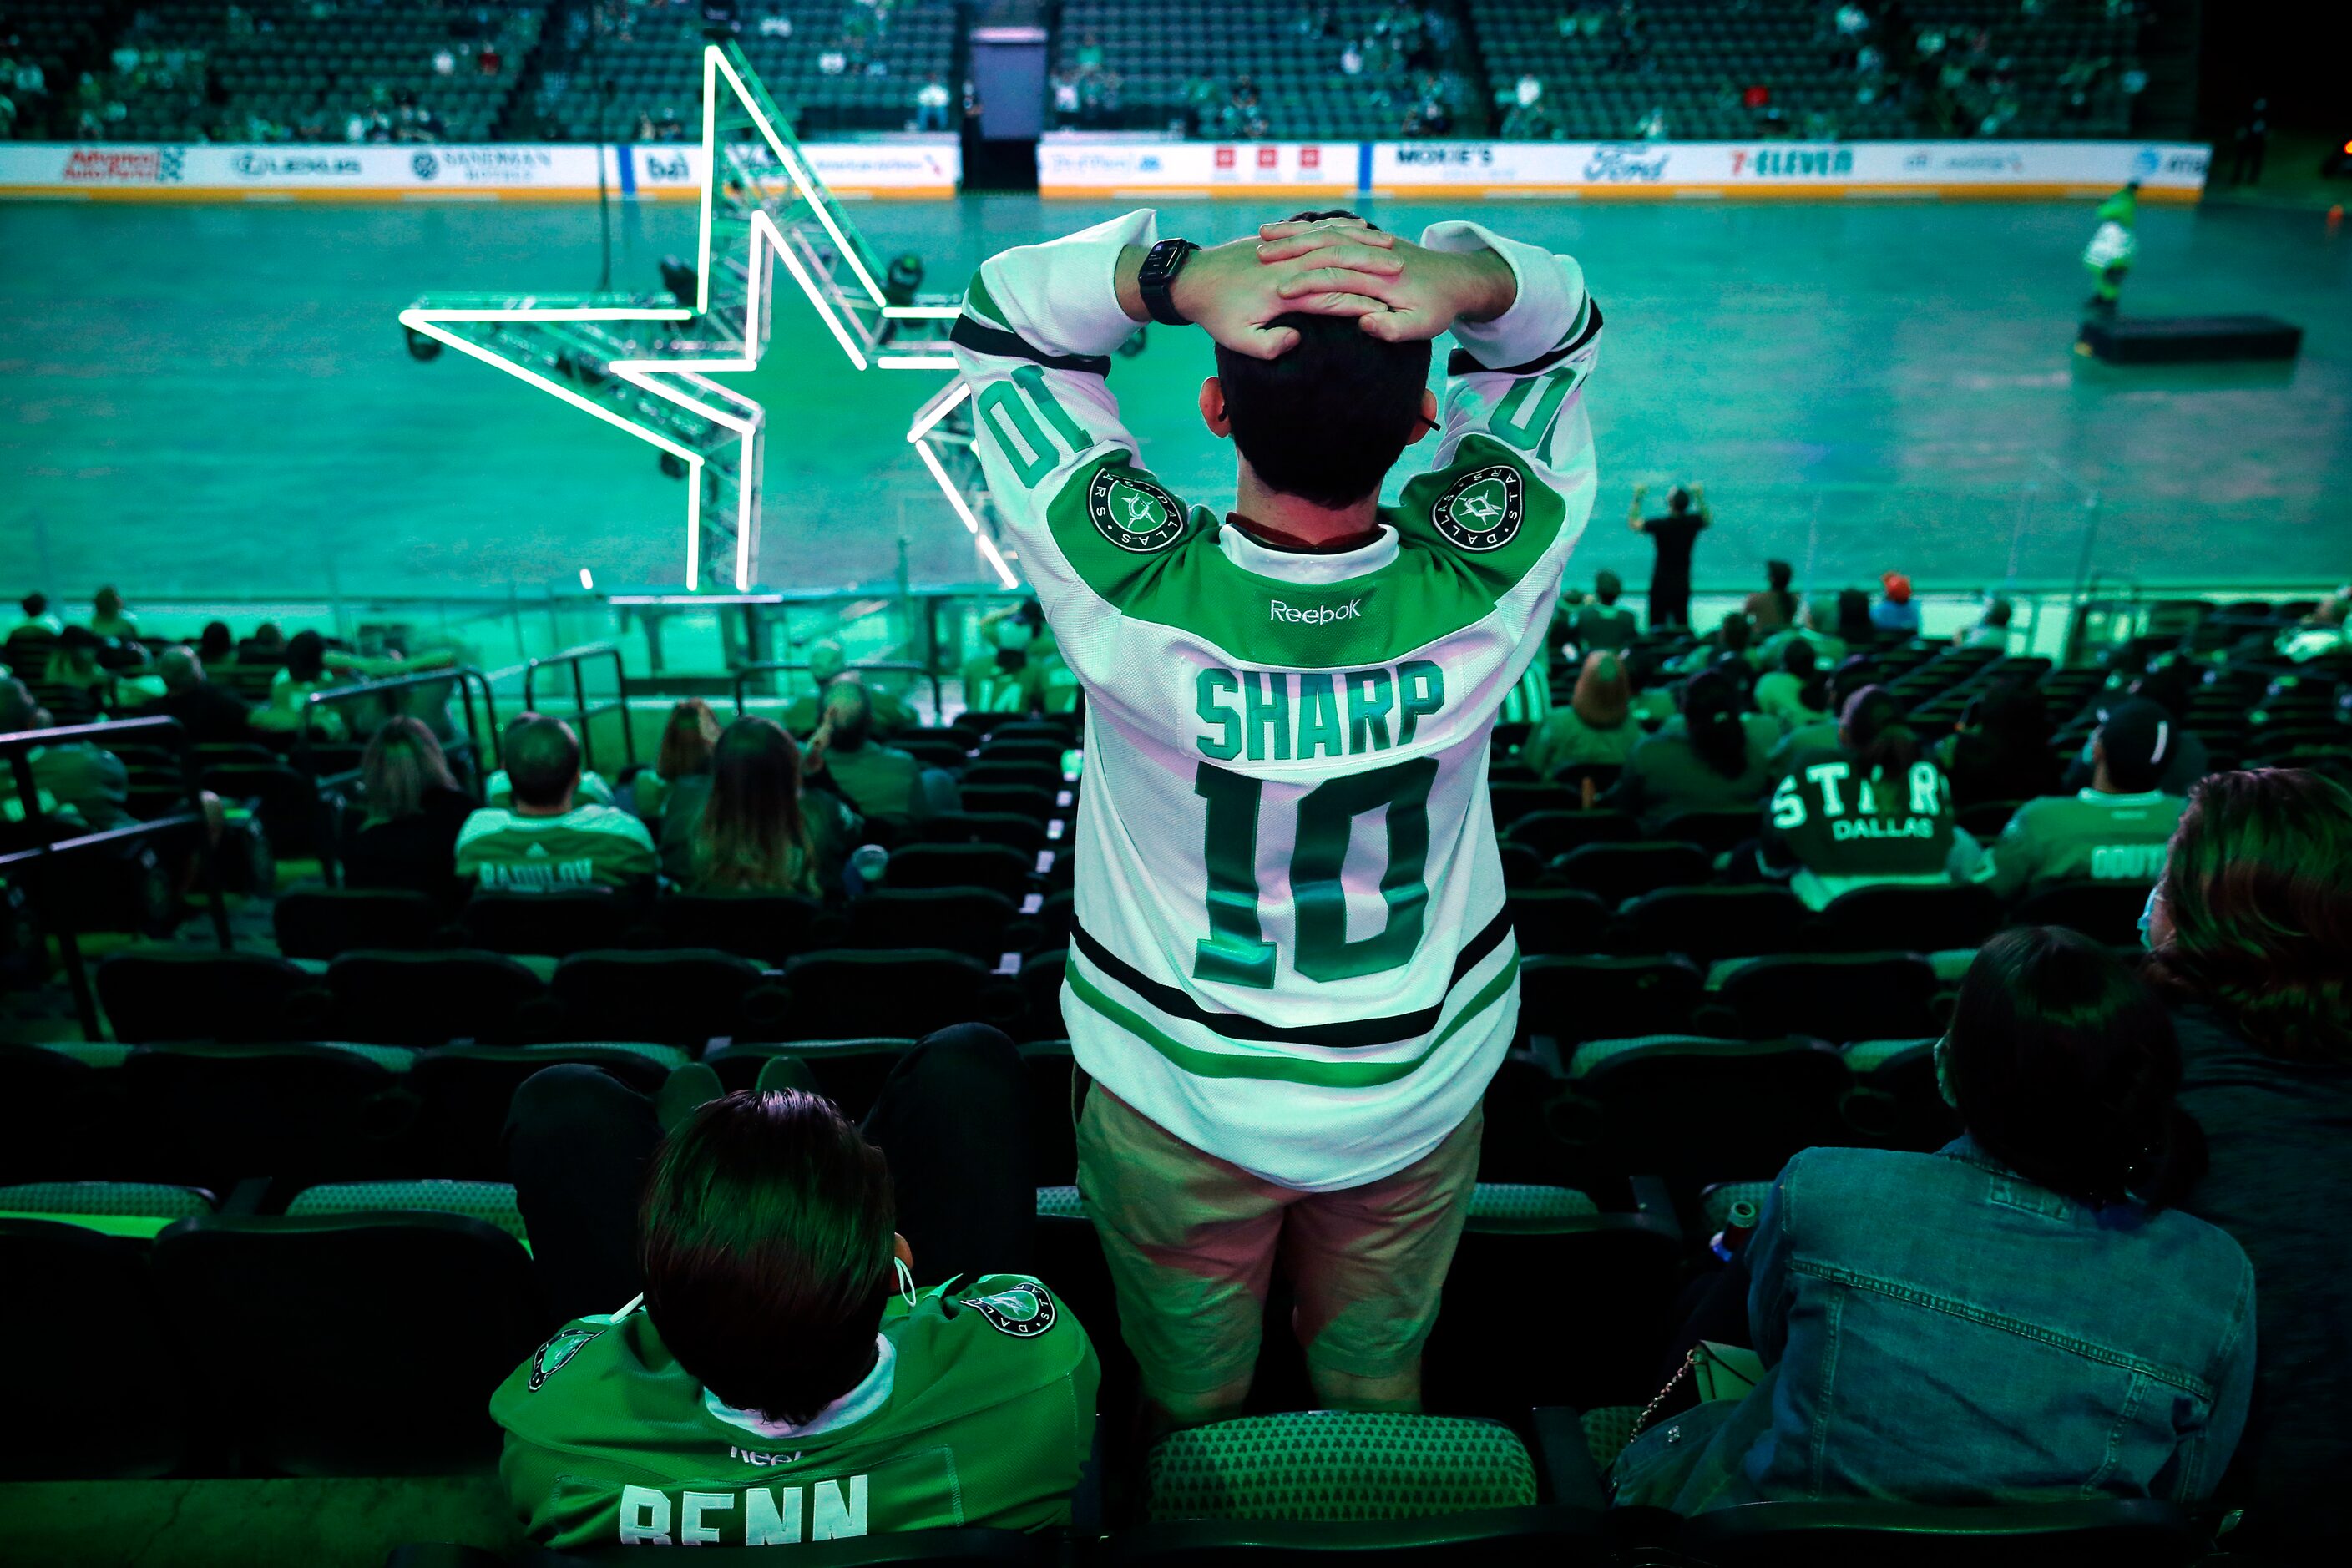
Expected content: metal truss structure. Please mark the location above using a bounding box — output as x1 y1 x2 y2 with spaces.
401 37 1014 592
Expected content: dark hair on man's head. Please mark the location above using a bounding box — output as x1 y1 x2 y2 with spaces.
640 1089 897 1424
1945 925 2205 1210
822 680 874 752
285 629 329 683
197 621 235 663
21 593 47 618
1983 597 2013 628
1666 486 1692 514
2146 769 2352 1065
1766 559 1793 591
1679 667 1750 781
1211 212 1431 509
1834 589 1874 643
1717 612 1752 655
506 714 583 808
1782 638 1828 712
1594 570 1622 604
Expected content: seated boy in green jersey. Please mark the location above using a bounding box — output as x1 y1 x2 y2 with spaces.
493 1064 1099 1550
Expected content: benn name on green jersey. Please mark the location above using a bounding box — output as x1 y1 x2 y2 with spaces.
950 210 1602 1191
492 1277 1099 1550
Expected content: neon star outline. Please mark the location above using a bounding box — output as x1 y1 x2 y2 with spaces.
400 43 1013 591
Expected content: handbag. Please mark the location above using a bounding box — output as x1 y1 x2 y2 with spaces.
1629 1340 1766 1441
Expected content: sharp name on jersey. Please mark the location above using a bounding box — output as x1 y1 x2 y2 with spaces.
950 210 1601 1191
493 1277 1098 1550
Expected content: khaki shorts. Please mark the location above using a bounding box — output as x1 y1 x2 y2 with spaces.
1075 1084 1481 1397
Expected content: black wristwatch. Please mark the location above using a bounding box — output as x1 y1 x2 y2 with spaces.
1136 238 1199 326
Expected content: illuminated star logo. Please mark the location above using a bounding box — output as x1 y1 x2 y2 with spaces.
399 43 1012 591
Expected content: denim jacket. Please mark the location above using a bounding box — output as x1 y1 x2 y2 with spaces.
1613 1139 2257 1512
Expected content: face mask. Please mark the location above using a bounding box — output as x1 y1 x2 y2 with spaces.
2138 885 2163 950
893 1254 918 1308
1933 1036 1958 1110
994 621 1034 653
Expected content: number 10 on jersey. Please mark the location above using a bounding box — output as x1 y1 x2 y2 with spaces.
1192 757 1438 989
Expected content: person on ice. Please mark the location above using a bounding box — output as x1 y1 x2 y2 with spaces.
2082 180 2140 317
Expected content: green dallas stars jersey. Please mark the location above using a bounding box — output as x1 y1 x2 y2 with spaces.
950 210 1601 1191
492 1277 1098 1550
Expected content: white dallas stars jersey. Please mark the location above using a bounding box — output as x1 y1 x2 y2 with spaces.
952 210 1601 1190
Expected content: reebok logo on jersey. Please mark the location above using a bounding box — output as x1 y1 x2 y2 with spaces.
1432 463 1525 551
1270 598 1363 625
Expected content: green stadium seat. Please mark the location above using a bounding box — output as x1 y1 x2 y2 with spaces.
0 1216 192 1479
286 1177 527 1243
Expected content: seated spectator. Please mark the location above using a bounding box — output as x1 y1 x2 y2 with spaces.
1668 611 1752 675
962 607 1049 716
454 715 655 891
1743 559 1798 635
1614 927 2251 1512
0 677 130 831
679 717 859 897
341 716 475 900
812 683 943 822
1604 668 1773 832
1568 569 1638 654
495 1032 1096 1548
1935 683 2058 809
2147 769 2352 1542
44 626 159 711
1759 685 1965 909
195 620 235 668
782 640 917 737
486 710 617 810
1834 586 1876 647
1959 596 2013 650
137 646 252 746
631 699 721 825
1754 594 1849 672
86 585 137 642
1767 652 1874 776
2061 663 2210 798
1752 639 1828 736
1871 570 1920 635
9 591 63 639
252 629 453 740
1522 651 1639 781
239 621 288 665
1973 699 2183 898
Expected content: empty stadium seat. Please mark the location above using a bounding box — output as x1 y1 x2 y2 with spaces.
153 1211 547 1474
954 785 1060 826
706 1037 913 1114
1552 842 1712 907
1812 884 2004 954
922 808 1051 855
1519 954 1702 1045
1016 948 1070 1042
0 1043 115 1182
124 1040 416 1186
273 886 448 959
0 1217 191 1478
848 886 1024 963
1616 886 1808 961
1840 1038 1961 1152
407 1043 679 1179
1720 952 1940 1043
2009 881 2152 947
776 949 1019 1038
285 1178 527 1243
1504 808 1639 859
1651 809 1763 856
1667 1498 2198 1566
550 948 779 1044
1552 1036 1854 1202
655 891 835 966
1489 781 1578 828
1505 888 1610 956
96 949 327 1043
326 949 550 1045
460 888 632 958
884 842 1037 899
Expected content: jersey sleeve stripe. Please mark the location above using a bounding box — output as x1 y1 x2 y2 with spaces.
1445 298 1603 377
1069 908 1512 1049
950 316 1113 377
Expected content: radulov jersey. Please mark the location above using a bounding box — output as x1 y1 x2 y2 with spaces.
493 1277 1098 1550
951 210 1601 1191
453 802 657 889
1975 788 2185 899
1764 756 1959 911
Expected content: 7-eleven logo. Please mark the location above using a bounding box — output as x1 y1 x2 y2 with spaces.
1214 146 1236 169
1300 146 1321 169
1257 147 1279 169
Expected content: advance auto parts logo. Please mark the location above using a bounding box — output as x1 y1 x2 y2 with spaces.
62 146 182 183
1085 469 1185 553
1432 464 1524 551
959 1281 1057 1338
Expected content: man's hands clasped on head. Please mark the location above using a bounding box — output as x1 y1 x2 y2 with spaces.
1255 216 1519 343
1119 231 1396 360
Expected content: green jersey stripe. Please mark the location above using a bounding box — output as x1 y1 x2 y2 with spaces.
961 270 1012 331
1070 909 1512 1048
1065 949 1518 1088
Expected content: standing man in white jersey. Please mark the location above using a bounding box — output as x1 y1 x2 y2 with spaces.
950 209 1601 1429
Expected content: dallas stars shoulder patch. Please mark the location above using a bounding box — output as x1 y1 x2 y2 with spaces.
1085 468 1186 554
957 1281 1058 1338
1432 463 1525 552
526 1326 604 1391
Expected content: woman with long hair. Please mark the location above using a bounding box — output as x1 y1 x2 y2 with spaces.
1613 926 2251 1513
634 698 722 824
1522 650 1639 781
343 716 473 899
1605 666 1773 832
687 717 857 898
1759 685 1962 909
2146 769 2352 1539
